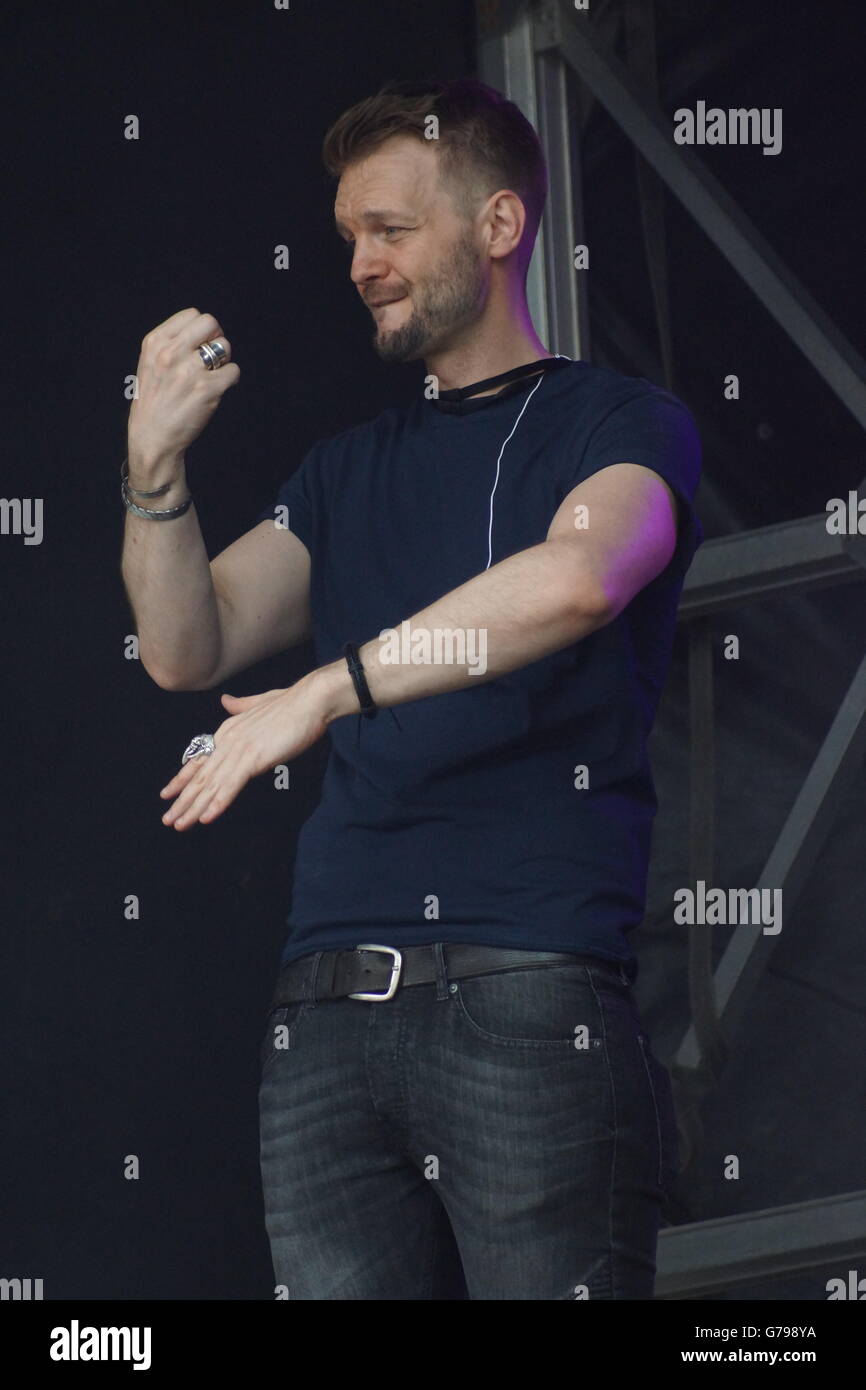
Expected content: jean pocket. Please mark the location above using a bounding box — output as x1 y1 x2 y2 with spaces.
584 961 639 1009
637 1032 680 1194
258 1001 309 1075
453 963 605 1050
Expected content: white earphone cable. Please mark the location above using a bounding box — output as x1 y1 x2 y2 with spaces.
484 352 574 570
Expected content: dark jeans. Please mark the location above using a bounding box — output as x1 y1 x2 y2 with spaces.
258 945 679 1300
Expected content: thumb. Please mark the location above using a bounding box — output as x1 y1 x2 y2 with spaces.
220 691 261 707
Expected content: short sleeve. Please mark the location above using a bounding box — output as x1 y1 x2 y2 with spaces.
253 445 318 555
574 386 704 574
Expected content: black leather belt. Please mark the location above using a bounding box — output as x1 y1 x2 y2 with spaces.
269 943 627 1006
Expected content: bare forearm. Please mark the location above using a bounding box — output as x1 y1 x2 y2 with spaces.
120 453 221 690
309 537 608 723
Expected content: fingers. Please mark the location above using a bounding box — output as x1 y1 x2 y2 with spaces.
159 759 201 799
163 781 205 828
174 312 232 363
161 746 247 829
142 310 232 365
168 775 229 828
144 306 202 343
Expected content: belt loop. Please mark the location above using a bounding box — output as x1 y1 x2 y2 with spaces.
432 942 449 1001
308 951 326 1004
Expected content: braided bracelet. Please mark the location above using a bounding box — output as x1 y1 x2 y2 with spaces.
343 642 378 718
121 456 193 520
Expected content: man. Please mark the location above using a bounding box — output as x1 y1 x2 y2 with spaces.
123 77 702 1300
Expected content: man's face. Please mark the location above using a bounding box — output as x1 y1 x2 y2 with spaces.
334 135 487 363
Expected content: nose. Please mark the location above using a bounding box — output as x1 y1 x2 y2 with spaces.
348 237 390 289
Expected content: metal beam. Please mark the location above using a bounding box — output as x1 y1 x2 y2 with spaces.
534 45 589 358
680 514 866 620
675 644 866 1070
656 1189 866 1298
476 0 589 357
476 2 551 346
538 1 866 446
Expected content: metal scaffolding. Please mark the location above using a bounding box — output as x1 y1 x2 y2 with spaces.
476 0 866 1296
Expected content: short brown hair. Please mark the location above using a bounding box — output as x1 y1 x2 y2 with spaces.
322 77 548 268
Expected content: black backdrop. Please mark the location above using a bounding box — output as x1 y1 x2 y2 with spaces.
4 0 473 1301
3 0 866 1301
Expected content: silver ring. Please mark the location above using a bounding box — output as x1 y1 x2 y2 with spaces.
182 733 215 764
197 340 227 371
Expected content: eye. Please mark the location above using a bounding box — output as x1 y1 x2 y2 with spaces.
338 227 407 254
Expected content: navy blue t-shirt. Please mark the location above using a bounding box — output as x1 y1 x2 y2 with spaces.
254 357 703 977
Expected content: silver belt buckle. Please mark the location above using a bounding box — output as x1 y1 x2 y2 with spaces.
348 944 403 1001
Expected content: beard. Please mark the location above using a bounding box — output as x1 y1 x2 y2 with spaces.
368 225 485 364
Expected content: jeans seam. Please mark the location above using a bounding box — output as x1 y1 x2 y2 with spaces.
423 1188 445 1298
583 967 617 1299
637 1035 665 1191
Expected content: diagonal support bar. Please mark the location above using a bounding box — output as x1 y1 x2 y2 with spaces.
539 2 866 448
675 646 866 1069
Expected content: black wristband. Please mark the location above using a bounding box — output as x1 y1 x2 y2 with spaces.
343 642 378 718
